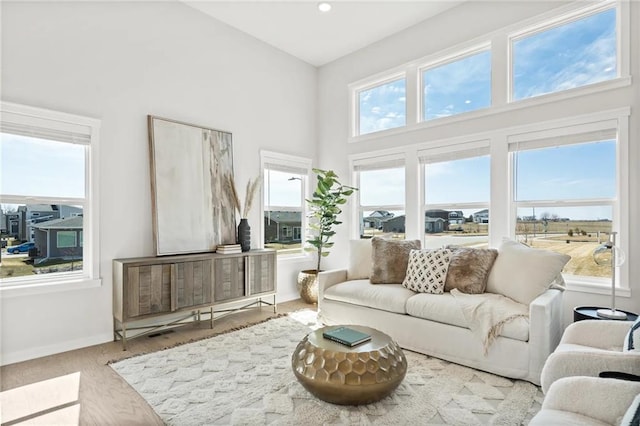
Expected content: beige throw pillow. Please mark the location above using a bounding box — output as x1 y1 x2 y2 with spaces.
444 248 498 294
370 237 421 284
347 239 373 280
486 239 570 305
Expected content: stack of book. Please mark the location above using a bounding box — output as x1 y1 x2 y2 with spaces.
216 244 242 254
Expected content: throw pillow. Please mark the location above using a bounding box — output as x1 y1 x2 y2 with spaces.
444 248 498 294
402 248 452 294
620 394 640 426
370 237 421 284
347 239 373 280
486 239 570 305
623 317 640 352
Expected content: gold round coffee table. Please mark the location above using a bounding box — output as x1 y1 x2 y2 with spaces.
291 325 407 405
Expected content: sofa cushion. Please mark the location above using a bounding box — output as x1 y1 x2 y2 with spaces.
323 279 415 314
370 237 421 284
347 239 372 280
402 249 452 294
623 317 640 352
486 239 570 305
444 248 498 294
405 292 529 342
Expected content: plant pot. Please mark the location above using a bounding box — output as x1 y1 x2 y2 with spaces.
297 269 319 304
237 219 251 252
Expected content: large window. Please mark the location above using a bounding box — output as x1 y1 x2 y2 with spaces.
511 6 617 101
353 158 405 239
357 76 406 136
0 102 99 286
261 151 311 256
421 146 490 249
511 131 618 281
421 49 491 121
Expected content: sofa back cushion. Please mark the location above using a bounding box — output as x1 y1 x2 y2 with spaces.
444 248 498 294
370 237 421 284
486 239 570 305
347 239 373 280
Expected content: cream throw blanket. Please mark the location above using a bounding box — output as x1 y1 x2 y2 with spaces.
451 288 529 355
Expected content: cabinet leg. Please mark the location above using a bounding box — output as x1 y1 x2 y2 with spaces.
122 324 127 351
273 295 277 313
210 307 214 329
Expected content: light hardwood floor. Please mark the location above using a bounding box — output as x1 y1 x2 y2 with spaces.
1 299 312 425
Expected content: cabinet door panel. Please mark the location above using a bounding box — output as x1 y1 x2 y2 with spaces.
172 259 214 310
214 257 245 302
248 252 276 295
126 264 172 318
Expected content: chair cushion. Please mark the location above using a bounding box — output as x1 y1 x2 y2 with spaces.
370 237 421 284
347 239 372 280
530 409 610 426
405 292 529 342
323 280 415 314
623 317 640 352
402 249 452 294
444 247 498 294
486 239 570 305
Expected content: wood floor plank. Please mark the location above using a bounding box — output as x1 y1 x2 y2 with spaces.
0 299 312 425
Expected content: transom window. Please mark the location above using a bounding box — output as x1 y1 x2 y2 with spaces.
357 76 406 136
421 49 491 121
511 6 617 101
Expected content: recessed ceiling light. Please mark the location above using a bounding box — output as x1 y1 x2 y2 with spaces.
318 2 332 13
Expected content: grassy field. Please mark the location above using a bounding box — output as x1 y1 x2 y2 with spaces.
0 255 35 278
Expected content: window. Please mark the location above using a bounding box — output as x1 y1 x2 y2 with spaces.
421 48 491 121
357 76 406 136
511 6 617 101
420 145 490 248
511 129 619 282
0 102 99 287
261 151 311 256
353 158 405 239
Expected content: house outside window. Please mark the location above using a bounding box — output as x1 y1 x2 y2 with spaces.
420 144 490 249
511 5 617 101
352 157 405 239
261 151 311 256
421 47 491 121
0 102 99 287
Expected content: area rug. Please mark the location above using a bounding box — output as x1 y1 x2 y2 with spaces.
110 310 542 425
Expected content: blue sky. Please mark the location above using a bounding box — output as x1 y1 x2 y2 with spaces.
356 7 616 221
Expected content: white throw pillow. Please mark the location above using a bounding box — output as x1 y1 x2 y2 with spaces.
347 239 372 280
623 317 640 352
402 249 452 294
486 239 570 305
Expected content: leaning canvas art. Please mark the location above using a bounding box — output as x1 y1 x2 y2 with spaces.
148 115 236 256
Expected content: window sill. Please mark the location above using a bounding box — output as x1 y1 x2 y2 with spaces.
565 279 631 298
276 252 313 263
0 275 102 299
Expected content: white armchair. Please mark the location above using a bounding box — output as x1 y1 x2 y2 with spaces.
530 376 640 426
540 319 640 394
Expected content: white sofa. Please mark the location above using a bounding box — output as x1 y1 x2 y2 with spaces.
317 239 567 385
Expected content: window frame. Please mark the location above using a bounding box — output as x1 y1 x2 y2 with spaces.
260 150 312 258
0 102 101 295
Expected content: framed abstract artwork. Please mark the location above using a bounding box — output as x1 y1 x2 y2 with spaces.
148 115 236 256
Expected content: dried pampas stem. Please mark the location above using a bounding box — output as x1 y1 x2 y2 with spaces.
242 177 261 219
224 173 241 215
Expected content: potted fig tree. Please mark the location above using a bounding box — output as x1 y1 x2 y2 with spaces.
298 168 357 303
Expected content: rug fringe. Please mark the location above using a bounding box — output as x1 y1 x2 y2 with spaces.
106 312 291 365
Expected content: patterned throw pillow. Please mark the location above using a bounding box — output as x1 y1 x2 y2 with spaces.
402 249 452 294
623 317 640 351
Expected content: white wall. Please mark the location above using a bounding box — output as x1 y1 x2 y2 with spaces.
0 1 316 365
317 1 640 324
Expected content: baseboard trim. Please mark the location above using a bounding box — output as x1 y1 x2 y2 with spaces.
1 333 113 366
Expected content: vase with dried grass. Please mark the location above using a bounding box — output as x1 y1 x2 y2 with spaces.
225 174 261 252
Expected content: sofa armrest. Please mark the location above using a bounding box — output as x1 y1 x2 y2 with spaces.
317 269 347 301
560 319 631 349
528 288 563 384
541 376 640 425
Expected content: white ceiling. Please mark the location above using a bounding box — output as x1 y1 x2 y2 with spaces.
184 1 465 67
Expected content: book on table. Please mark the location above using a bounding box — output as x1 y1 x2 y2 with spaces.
322 326 371 347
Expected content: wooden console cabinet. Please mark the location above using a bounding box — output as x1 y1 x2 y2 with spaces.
113 249 276 348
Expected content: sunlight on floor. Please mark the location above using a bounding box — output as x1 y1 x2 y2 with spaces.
288 308 321 329
0 371 80 425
